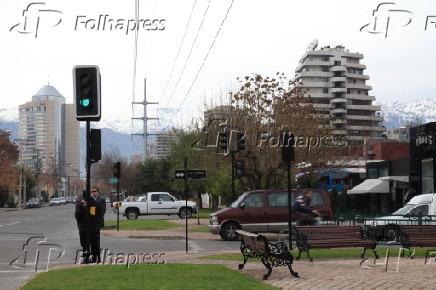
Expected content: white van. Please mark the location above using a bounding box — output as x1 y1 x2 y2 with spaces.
365 193 436 241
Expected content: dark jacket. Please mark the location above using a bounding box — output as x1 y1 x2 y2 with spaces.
75 198 102 231
75 202 86 231
94 195 106 227
292 195 314 213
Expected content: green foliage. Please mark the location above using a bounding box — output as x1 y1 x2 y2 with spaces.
22 264 278 290
136 159 171 193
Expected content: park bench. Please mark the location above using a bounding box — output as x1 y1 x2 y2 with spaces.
236 230 299 280
400 225 436 257
295 225 379 262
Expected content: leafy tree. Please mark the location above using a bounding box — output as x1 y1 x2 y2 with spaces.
136 158 171 193
0 129 19 205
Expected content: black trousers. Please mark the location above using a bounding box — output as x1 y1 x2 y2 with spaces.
89 229 101 263
79 230 86 252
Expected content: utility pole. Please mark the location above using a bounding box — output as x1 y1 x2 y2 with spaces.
132 78 159 161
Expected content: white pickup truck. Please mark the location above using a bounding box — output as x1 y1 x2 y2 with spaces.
118 192 197 220
365 193 436 241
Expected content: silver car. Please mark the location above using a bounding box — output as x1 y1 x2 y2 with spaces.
49 198 61 206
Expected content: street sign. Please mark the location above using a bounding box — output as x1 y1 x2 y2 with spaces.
174 169 207 180
175 170 186 180
188 169 207 180
109 178 118 183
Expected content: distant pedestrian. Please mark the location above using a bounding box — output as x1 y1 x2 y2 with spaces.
292 190 319 226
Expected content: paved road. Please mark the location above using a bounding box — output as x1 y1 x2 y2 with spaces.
0 204 239 290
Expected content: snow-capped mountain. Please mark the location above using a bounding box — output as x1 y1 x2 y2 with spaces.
2 100 435 134
376 98 436 129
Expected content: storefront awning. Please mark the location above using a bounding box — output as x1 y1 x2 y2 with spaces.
379 176 410 183
347 179 389 195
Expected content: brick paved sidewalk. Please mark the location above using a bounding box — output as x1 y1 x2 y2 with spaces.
166 253 436 290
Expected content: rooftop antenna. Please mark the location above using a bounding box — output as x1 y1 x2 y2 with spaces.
48 75 50 85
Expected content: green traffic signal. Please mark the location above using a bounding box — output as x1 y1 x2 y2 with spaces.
80 99 90 107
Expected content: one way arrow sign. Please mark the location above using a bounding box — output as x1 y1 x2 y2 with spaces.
174 170 186 179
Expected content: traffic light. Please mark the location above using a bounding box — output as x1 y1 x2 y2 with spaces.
282 133 295 162
113 162 121 178
235 160 245 178
237 131 246 152
73 65 101 121
90 129 101 163
219 132 229 152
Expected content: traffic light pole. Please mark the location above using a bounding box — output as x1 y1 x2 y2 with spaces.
287 160 292 249
231 153 235 201
117 178 120 231
85 120 91 261
184 157 188 253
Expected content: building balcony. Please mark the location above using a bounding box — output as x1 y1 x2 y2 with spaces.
345 63 367 69
295 61 333 72
313 103 331 109
346 115 384 121
330 98 347 104
295 71 332 78
331 76 347 82
331 108 347 114
332 129 347 135
346 104 381 111
295 82 330 88
347 125 386 131
331 118 347 124
331 65 347 72
347 84 372 90
346 73 369 80
346 94 375 101
330 87 347 93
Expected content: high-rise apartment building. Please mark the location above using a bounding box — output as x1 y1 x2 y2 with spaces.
294 43 386 146
18 85 80 195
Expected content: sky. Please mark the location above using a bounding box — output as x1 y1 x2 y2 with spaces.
1 0 436 131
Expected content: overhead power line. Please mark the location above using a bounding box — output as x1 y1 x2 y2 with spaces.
157 0 198 105
162 0 212 111
172 0 235 117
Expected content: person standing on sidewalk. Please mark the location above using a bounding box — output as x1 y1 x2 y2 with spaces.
74 195 86 254
91 187 106 227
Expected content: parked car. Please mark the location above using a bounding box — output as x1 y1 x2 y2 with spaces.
25 198 41 208
49 198 61 206
65 196 75 203
364 193 436 241
208 189 332 241
118 192 197 220
59 197 67 205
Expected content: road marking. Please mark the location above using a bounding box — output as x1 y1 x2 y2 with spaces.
5 222 20 226
188 240 203 251
0 225 3 227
